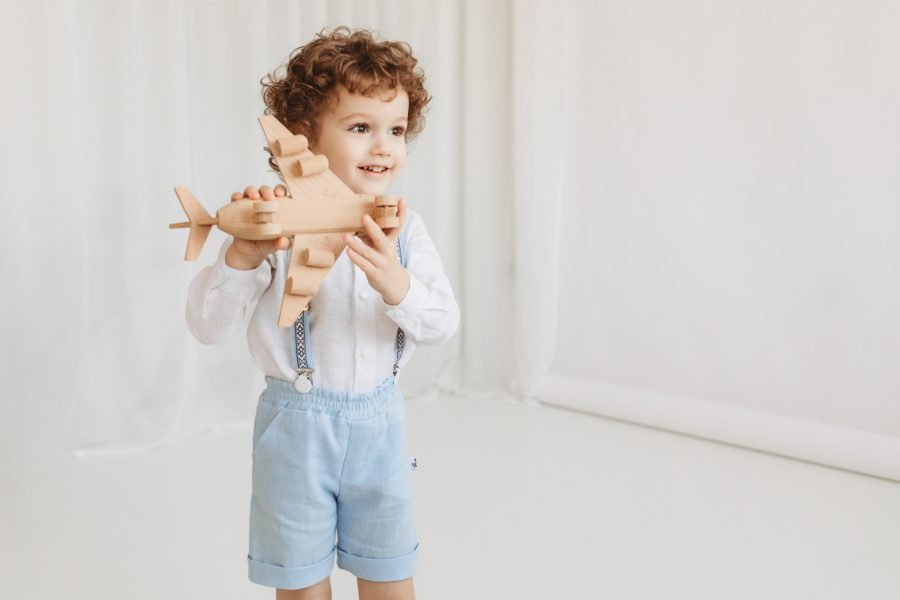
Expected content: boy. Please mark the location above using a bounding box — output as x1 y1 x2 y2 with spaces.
186 27 459 600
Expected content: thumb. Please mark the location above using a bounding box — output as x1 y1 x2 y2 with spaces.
253 237 290 256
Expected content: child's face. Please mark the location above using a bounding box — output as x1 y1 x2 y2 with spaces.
311 86 409 196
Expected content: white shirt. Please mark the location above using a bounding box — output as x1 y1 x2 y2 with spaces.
186 209 460 392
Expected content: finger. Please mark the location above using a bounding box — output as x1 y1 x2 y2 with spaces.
252 237 289 256
259 185 274 200
274 184 287 197
344 233 385 267
345 245 377 276
361 214 392 254
231 191 242 202
243 186 260 199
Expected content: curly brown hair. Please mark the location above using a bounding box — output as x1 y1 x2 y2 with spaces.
261 26 430 149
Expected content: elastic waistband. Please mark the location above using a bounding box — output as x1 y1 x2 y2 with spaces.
261 375 400 419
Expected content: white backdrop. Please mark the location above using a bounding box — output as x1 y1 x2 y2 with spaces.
0 0 472 463
539 0 900 480
2 0 899 481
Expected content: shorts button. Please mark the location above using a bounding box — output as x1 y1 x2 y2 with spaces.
359 291 370 301
360 348 371 359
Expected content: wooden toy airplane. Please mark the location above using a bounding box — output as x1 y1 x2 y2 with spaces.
170 115 401 327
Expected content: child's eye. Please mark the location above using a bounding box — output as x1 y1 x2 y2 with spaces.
349 123 369 133
392 126 407 136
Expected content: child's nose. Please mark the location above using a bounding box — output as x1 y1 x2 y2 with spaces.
370 133 391 156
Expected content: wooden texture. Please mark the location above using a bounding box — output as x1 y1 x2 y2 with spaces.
375 194 400 207
303 248 335 268
171 187 215 261
372 194 400 229
271 134 308 157
171 115 404 326
296 154 329 176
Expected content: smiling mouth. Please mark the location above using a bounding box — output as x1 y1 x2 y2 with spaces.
360 166 390 174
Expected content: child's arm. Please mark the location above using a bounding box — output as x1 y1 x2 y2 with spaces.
185 186 284 344
345 203 460 346
224 185 291 269
343 198 410 306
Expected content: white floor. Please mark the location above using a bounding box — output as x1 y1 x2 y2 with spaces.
5 393 900 600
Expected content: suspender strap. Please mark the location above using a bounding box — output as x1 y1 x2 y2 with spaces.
393 236 407 375
293 236 408 389
292 305 313 375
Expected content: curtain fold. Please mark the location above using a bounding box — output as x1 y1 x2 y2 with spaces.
1 0 471 459
5 0 899 483
509 0 566 399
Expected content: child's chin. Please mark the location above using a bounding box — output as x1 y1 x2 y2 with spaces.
353 181 391 196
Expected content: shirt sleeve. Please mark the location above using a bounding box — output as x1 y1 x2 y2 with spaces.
185 239 273 344
385 212 460 346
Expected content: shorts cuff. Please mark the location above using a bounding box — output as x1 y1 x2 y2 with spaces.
248 547 335 590
337 543 420 582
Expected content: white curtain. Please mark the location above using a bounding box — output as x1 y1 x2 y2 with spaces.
3 0 900 482
531 1 900 480
0 0 471 462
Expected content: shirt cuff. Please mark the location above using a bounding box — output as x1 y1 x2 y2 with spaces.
213 255 267 296
385 272 427 326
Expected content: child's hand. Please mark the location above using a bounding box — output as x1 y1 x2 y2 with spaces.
343 198 410 306
224 185 291 270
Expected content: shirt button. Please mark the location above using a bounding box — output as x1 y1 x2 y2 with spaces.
359 291 370 301
360 348 371 360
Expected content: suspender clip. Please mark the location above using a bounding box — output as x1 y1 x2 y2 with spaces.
294 368 314 393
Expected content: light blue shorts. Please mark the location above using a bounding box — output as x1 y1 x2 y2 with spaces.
248 376 419 590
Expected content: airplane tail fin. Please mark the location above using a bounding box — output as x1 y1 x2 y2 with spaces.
169 187 217 261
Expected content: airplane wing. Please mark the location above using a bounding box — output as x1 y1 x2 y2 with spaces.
171 115 400 327
258 115 361 207
258 115 371 327
279 232 346 327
